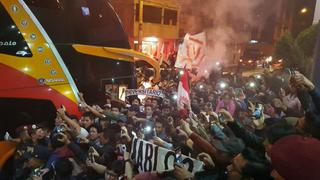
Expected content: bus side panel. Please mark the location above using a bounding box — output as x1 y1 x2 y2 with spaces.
0 63 79 116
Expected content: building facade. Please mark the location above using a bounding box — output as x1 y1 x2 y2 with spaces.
110 0 180 64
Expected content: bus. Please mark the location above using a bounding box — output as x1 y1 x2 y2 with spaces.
0 0 160 169
239 48 265 69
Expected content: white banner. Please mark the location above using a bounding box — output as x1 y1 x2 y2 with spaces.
175 32 207 70
130 138 203 174
125 89 165 98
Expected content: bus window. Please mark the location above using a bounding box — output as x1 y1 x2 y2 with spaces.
24 0 130 48
0 4 32 57
23 0 134 103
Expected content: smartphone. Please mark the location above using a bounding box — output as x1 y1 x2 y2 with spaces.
252 106 262 119
218 113 225 123
287 68 296 76
33 168 43 177
118 144 126 154
140 106 145 112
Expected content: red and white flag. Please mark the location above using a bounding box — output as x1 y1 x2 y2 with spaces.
177 69 191 110
175 32 206 70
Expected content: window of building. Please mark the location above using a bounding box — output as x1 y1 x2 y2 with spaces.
164 9 177 25
0 4 32 57
143 5 162 24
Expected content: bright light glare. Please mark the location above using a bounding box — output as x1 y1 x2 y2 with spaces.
145 37 158 42
204 70 208 73
216 62 220 66
179 70 184 75
64 91 71 95
134 40 138 44
248 60 253 64
144 126 152 132
301 8 308 14
173 94 178 100
266 56 273 63
249 82 256 88
250 40 258 44
23 67 29 72
199 85 204 89
256 75 262 79
220 82 227 89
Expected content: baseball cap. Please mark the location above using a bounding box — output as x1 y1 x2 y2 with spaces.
270 135 320 180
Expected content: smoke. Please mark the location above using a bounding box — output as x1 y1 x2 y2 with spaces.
177 0 276 72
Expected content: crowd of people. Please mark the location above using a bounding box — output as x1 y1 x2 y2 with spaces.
6 68 320 180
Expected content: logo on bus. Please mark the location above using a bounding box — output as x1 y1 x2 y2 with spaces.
0 41 17 46
38 78 65 85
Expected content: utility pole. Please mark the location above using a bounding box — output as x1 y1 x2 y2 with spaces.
138 0 144 52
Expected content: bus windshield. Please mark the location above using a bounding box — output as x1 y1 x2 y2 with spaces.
24 0 130 48
24 0 134 103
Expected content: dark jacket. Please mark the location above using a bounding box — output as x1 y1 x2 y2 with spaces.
227 121 265 154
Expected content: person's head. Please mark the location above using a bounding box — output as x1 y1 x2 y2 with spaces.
29 125 45 141
54 158 73 179
128 104 139 117
161 106 171 117
191 98 199 106
204 102 213 112
272 98 286 112
145 98 152 106
100 128 117 145
82 112 95 129
269 135 320 180
89 125 100 141
145 105 153 116
103 104 112 112
99 118 109 130
263 121 298 153
162 98 171 107
222 93 232 104
199 97 205 104
227 148 271 179
151 99 159 109
55 115 64 126
111 106 120 116
208 94 215 102
16 126 31 142
26 146 51 168
288 85 297 96
105 160 125 180
300 111 320 140
132 98 141 106
155 120 165 135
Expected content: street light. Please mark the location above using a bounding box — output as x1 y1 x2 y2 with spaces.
301 8 308 14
